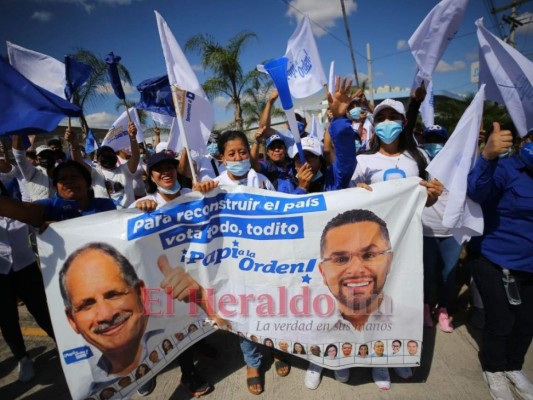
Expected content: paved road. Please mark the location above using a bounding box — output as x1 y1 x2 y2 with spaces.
1 302 532 400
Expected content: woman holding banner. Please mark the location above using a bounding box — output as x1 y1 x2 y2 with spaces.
467 125 533 400
350 84 444 390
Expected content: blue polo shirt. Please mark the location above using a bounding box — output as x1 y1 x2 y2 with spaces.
37 194 116 222
467 155 533 272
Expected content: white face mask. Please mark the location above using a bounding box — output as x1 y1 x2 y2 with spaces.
157 181 181 195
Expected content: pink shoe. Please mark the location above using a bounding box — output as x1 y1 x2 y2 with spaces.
437 308 454 333
424 304 434 328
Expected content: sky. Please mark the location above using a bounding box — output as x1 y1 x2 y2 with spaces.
1 0 532 129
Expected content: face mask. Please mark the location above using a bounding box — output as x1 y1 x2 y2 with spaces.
297 121 305 134
225 159 251 176
311 169 323 182
99 154 118 169
355 140 362 154
375 120 403 144
157 181 181 195
422 143 444 159
349 107 362 120
207 143 219 156
520 142 533 168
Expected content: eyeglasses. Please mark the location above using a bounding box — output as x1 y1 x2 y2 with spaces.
321 248 392 267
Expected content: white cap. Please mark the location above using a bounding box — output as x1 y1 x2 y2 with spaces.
373 99 406 119
155 141 168 153
293 136 323 157
35 145 54 156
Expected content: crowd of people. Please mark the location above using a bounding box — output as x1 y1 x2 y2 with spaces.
0 76 531 400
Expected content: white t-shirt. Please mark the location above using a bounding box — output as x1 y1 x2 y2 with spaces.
214 169 275 191
92 164 135 209
351 150 429 185
196 155 226 182
12 149 55 201
422 190 452 237
130 188 192 209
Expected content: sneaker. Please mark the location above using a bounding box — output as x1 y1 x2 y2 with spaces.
505 370 533 400
483 371 513 400
180 370 212 397
18 356 35 382
304 363 323 390
437 307 454 333
372 367 391 390
394 367 413 380
424 304 434 328
334 368 350 383
137 378 156 397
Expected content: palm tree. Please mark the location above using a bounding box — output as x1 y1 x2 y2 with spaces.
240 72 285 129
185 31 257 131
70 48 132 133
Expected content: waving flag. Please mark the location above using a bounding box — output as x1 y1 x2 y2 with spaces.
408 0 469 126
154 10 213 159
426 85 486 244
328 61 335 96
101 107 145 151
476 18 533 137
105 52 126 100
284 16 326 98
7 41 66 99
64 56 92 102
150 112 174 127
0 58 82 136
84 129 100 154
136 75 175 117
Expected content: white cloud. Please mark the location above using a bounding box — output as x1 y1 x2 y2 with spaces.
213 95 228 107
396 40 408 50
85 112 118 129
191 64 204 72
31 11 53 22
435 60 466 73
33 0 144 13
516 12 533 35
286 0 357 37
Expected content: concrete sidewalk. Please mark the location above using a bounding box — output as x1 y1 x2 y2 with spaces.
1 304 532 400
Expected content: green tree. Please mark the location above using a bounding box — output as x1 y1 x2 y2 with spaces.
240 73 285 129
185 31 257 131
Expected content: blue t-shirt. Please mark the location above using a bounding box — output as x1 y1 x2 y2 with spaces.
37 195 116 222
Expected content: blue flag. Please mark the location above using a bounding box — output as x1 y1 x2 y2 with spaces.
105 52 126 100
135 75 176 117
85 129 99 154
64 56 92 101
0 58 82 136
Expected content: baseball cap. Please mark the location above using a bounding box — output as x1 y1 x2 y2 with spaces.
298 136 323 157
373 99 406 119
155 141 168 153
147 152 178 172
265 134 285 149
35 145 54 156
423 125 448 139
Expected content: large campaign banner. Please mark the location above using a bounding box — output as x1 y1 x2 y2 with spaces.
38 177 426 400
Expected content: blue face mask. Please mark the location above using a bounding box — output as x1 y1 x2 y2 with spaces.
355 140 362 154
349 107 362 120
297 121 305 134
225 159 251 177
158 181 181 195
311 169 323 182
422 143 444 159
375 120 403 144
207 143 219 156
520 142 533 168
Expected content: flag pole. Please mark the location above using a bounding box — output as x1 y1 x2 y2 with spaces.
171 86 198 184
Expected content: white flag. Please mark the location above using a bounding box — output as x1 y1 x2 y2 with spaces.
154 10 212 157
150 111 174 127
476 18 533 137
102 107 145 151
328 61 335 95
408 0 468 127
284 16 326 98
426 85 486 244
7 41 66 99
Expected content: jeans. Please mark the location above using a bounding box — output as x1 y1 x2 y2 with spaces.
423 236 462 307
239 338 262 368
472 257 533 372
0 262 55 360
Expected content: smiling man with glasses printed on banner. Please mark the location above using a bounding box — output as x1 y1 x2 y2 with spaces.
318 209 394 332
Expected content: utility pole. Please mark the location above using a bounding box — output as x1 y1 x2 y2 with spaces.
366 43 374 106
491 0 530 47
340 0 359 87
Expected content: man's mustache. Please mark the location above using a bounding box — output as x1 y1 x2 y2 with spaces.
92 312 132 334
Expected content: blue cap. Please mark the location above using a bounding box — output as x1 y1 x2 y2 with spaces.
423 125 448 139
146 152 178 172
265 134 286 149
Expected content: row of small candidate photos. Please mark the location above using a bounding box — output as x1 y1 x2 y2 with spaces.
86 319 211 400
241 333 422 361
